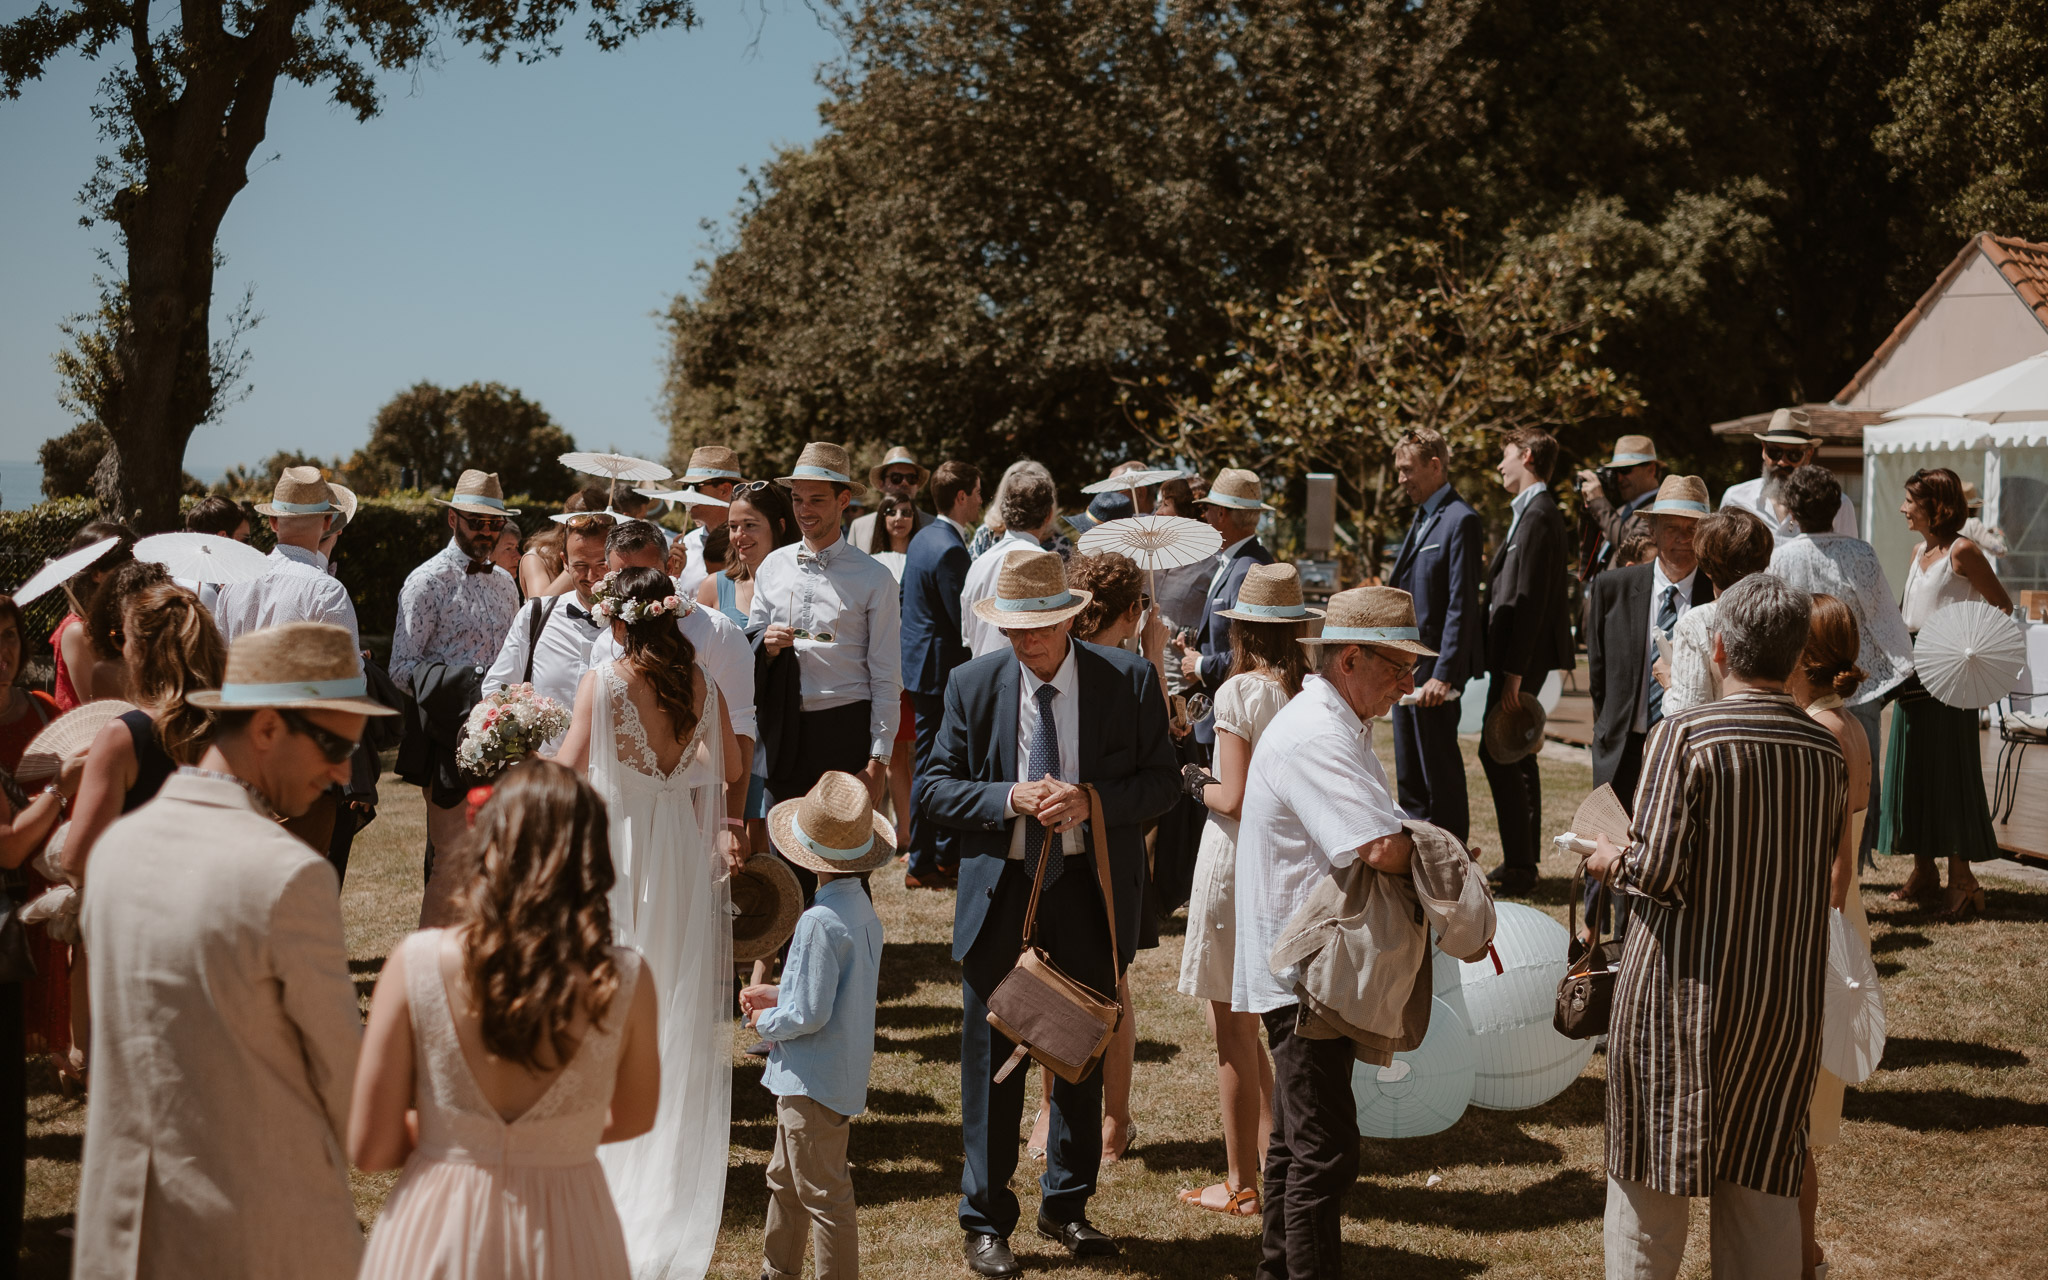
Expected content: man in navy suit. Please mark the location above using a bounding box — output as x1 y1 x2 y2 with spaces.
1387 428 1484 840
1179 467 1276 750
898 460 983 888
925 550 1178 1277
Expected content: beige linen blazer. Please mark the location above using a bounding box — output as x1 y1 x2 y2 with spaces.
76 773 364 1280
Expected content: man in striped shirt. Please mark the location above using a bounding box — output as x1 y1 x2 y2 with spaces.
1586 574 1847 1280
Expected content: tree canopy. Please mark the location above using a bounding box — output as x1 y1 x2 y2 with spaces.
348 381 579 500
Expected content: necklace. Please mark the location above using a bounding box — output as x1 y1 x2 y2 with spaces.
176 766 282 822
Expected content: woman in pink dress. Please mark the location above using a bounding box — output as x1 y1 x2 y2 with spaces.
351 761 661 1279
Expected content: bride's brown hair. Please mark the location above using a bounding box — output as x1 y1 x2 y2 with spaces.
611 565 701 747
458 760 621 1072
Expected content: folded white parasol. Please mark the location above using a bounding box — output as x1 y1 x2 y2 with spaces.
10 536 121 607
1819 909 1885 1084
557 451 673 483
134 532 275 585
1080 468 1186 495
1913 599 2027 709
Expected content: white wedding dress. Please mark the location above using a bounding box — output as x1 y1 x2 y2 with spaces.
588 661 732 1280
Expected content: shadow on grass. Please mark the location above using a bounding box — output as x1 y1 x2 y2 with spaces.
874 941 961 1003
1878 1035 2028 1072
1111 1235 1484 1278
876 1003 959 1031
1869 930 1930 954
1844 1086 2048 1131
20 1215 74 1276
1358 1113 1569 1178
24 1132 81 1163
1132 1038 1181 1065
1353 1167 1604 1233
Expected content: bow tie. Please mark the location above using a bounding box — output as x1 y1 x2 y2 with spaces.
798 547 831 567
566 604 595 623
463 558 494 576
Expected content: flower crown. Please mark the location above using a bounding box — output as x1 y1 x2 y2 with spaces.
589 570 686 625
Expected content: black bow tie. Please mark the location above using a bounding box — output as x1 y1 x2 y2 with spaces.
464 558 494 576
566 603 598 625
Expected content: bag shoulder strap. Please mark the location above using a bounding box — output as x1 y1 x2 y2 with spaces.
1016 784 1118 967
521 595 561 685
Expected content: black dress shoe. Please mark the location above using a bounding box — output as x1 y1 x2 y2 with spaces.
1036 1213 1119 1258
1487 865 1538 896
963 1232 1021 1277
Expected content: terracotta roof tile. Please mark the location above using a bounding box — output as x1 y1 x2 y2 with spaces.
1835 232 2048 403
1710 404 1887 441
1984 233 2048 328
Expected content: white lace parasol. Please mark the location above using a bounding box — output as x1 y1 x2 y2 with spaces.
1913 599 2027 709
10 536 120 607
1080 468 1186 495
134 532 276 585
1075 514 1221 570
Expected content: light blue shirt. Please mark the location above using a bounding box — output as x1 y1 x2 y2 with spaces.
756 877 885 1117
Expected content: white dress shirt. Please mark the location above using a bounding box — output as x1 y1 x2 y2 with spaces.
673 524 711 601
961 528 1044 658
1233 674 1405 1014
1000 643 1082 859
1719 477 1858 544
745 535 901 756
389 540 522 687
589 589 759 744
1637 558 1698 733
211 544 361 655
1208 534 1256 596
1503 482 1543 545
483 593 606 752
938 515 974 544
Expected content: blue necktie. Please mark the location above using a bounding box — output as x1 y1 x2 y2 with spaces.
1023 682 1064 888
1646 585 1680 727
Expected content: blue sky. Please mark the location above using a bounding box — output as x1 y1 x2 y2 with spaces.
0 1 843 480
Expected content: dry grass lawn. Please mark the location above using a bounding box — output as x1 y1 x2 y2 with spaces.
19 734 2048 1277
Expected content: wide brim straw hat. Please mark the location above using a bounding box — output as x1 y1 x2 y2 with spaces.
867 446 930 492
1645 474 1711 520
187 621 398 715
433 469 522 517
328 482 358 530
1963 480 1982 512
731 853 806 964
1195 467 1275 512
1217 562 1325 624
970 548 1093 629
776 443 870 498
1483 690 1548 763
680 445 743 484
254 466 344 519
15 699 138 785
1604 434 1659 468
768 770 898 876
1298 586 1436 656
1753 407 1817 446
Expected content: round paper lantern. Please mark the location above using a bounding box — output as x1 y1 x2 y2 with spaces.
1453 903 1595 1110
1353 995 1478 1138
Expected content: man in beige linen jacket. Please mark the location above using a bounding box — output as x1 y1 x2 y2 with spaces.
76 622 394 1280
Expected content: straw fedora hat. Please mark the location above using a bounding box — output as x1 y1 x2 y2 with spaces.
434 469 522 517
969 549 1092 630
254 466 345 519
1298 586 1437 656
768 771 897 877
1196 468 1275 512
188 622 398 716
1483 689 1547 763
680 445 743 484
1217 563 1325 624
868 446 930 492
776 442 869 498
1644 474 1711 520
731 853 805 964
1753 407 1817 446
15 699 137 785
1604 435 1659 468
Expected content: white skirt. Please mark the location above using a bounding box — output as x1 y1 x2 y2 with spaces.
1177 815 1239 1003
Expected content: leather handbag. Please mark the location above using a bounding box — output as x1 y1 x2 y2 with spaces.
1554 869 1623 1040
984 785 1123 1086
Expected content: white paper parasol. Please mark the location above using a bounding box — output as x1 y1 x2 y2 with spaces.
134 532 275 585
1820 909 1885 1085
1913 600 2027 709
1080 468 1186 495
635 487 731 509
10 537 121 607
557 451 674 483
1076 514 1221 569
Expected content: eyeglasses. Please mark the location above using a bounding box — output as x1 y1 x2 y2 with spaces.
1362 647 1419 679
457 513 508 535
277 708 359 764
883 470 920 486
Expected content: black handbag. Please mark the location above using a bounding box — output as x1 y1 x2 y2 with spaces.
1554 870 1622 1040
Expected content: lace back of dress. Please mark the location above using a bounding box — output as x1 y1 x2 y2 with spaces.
604 660 715 781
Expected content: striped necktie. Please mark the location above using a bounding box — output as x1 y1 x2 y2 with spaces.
1646 584 1680 726
1023 682 1064 888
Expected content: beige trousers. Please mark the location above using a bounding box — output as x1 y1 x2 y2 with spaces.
764 1094 858 1280
1605 1174 1800 1280
418 793 471 928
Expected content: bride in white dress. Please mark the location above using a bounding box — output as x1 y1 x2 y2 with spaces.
558 566 749 1280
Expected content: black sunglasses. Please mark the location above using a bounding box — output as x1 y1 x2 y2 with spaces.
277 708 359 764
456 512 509 534
882 470 921 485
1763 445 1808 463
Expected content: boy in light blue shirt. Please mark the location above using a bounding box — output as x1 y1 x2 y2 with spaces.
742 772 889 1280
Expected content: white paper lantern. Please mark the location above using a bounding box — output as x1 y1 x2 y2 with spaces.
1454 903 1595 1110
1353 995 1478 1138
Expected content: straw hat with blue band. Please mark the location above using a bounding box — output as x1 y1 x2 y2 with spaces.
679 444 744 484
1217 562 1326 624
1644 474 1711 520
1602 434 1660 469
1298 586 1438 657
969 549 1093 630
1195 467 1276 512
768 770 897 875
775 442 871 498
255 466 353 520
433 469 522 517
188 622 398 716
867 445 930 492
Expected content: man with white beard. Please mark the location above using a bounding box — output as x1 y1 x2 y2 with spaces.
1718 408 1857 544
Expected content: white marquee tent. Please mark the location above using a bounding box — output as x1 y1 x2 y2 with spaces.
1862 416 2048 597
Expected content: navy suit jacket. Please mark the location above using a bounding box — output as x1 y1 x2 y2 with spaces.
924 641 1179 988
1484 487 1574 680
1192 537 1275 742
1389 488 1484 686
899 518 972 698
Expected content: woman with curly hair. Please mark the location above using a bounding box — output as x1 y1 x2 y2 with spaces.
351 760 662 1278
556 565 749 1278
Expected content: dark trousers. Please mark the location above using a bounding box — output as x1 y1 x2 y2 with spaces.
906 691 956 877
1390 698 1469 841
0 982 23 1273
769 701 874 903
326 800 366 888
1259 1005 1359 1280
959 861 1115 1239
1478 670 1547 871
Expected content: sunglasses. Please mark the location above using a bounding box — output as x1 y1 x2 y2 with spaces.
736 480 776 495
277 708 359 764
1763 445 1808 464
883 470 921 486
561 512 618 530
457 513 508 535
792 628 836 643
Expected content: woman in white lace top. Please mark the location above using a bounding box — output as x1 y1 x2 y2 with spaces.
1655 507 1775 716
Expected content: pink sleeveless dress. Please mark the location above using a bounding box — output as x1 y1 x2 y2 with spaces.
359 931 639 1279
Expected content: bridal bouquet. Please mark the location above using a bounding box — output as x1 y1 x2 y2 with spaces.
457 684 571 778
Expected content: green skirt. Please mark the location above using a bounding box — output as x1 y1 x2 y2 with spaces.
1878 688 2001 862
